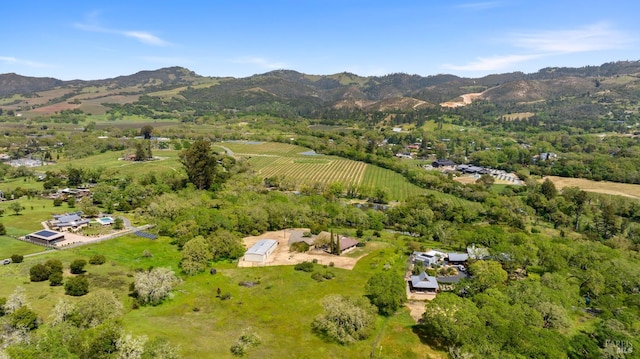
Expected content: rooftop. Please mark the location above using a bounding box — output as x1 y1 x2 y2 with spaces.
246 239 278 256
410 272 439 289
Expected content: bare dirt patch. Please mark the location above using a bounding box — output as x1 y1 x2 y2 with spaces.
406 300 430 322
543 176 640 200
30 102 80 113
440 92 482 108
238 229 371 270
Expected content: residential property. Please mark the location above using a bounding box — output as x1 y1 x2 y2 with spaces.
447 252 469 265
338 236 359 253
49 212 91 232
408 272 439 293
25 230 65 246
432 159 456 168
412 250 446 267
244 239 278 263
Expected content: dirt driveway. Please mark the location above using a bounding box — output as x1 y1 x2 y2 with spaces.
238 229 369 270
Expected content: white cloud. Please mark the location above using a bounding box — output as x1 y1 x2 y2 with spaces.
74 22 171 47
444 22 635 72
443 54 542 72
123 31 170 46
0 56 54 68
234 57 288 70
510 22 633 53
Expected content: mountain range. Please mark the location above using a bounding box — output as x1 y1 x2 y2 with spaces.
2 60 640 117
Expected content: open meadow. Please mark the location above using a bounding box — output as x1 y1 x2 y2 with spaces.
0 233 445 359
543 175 640 200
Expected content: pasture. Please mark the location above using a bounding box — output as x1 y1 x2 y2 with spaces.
543 175 640 200
0 233 445 359
44 149 183 177
222 141 427 201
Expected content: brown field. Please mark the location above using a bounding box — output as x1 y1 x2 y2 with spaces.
30 102 80 113
543 176 640 199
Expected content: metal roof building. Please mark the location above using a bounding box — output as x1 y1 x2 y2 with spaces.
244 239 278 263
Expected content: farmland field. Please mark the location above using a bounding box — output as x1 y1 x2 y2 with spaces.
223 141 428 201
543 175 640 199
361 165 426 200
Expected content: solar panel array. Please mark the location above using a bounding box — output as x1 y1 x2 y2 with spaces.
134 231 158 240
34 230 60 238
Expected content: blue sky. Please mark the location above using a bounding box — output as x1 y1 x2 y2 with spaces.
1 1 639 80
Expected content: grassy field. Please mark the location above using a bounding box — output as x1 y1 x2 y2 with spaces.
42 149 183 177
0 234 445 358
543 175 640 200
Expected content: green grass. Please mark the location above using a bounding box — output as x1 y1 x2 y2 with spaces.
0 235 179 318
43 149 183 177
0 237 45 258
0 234 445 358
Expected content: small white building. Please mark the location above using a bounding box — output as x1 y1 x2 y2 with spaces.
244 239 278 263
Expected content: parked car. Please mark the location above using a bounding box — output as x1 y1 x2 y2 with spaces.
2 258 11 265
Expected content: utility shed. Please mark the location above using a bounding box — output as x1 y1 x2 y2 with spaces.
244 239 278 263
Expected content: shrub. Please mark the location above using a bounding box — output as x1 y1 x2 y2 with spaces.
230 327 261 357
0 297 6 316
220 292 232 300
89 255 106 265
294 261 314 272
9 306 39 330
70 259 87 274
49 271 63 286
311 272 325 282
65 276 89 296
323 271 335 280
329 262 334 267
53 197 63 207
30 264 51 282
142 250 153 258
0 223 5 235
312 295 376 345
45 259 63 274
290 241 310 253
10 254 23 263
132 267 181 306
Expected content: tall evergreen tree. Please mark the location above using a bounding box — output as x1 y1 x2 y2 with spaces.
179 140 217 190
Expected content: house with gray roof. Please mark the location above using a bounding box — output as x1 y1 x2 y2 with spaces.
50 212 91 232
447 252 469 265
412 250 446 267
409 272 439 293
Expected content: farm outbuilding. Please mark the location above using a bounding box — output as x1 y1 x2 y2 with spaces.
25 230 65 246
244 239 278 263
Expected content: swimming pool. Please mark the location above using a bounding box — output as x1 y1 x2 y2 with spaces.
97 217 114 225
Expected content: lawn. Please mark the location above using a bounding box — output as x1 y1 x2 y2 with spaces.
42 149 183 177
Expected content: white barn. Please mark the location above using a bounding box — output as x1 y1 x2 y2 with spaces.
244 239 278 263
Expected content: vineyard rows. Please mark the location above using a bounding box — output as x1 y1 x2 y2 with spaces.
256 158 366 187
